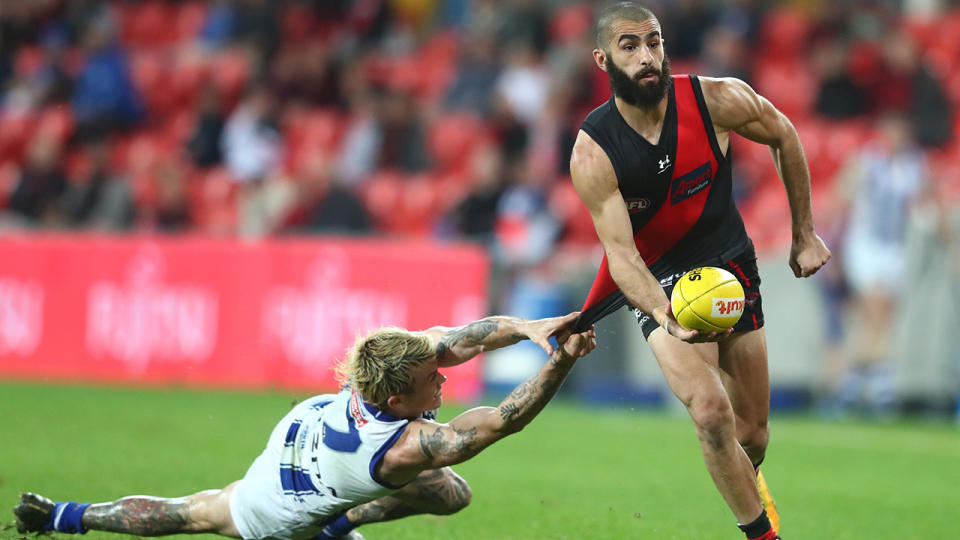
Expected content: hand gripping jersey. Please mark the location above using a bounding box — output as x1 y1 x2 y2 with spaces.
230 387 425 540
574 75 751 331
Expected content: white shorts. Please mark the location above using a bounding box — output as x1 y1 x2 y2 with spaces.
843 237 904 295
228 401 333 540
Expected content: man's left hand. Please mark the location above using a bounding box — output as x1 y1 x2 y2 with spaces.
524 312 581 356
789 232 831 278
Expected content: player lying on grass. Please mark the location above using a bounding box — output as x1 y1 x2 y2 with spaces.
14 312 596 539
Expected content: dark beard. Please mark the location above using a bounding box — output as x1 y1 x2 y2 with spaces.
606 55 672 109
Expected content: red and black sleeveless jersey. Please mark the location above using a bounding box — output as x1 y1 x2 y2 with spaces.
576 75 750 329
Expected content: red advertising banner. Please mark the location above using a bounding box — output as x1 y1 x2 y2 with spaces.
0 234 489 402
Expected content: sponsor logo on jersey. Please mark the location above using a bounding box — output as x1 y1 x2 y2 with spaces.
658 155 672 174
625 198 652 214
711 297 744 317
349 392 369 427
658 271 686 288
670 161 713 205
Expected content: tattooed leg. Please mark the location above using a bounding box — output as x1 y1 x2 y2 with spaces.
82 496 192 536
80 483 241 537
346 468 471 526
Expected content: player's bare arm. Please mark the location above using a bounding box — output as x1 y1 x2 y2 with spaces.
570 132 717 343
421 311 580 365
379 327 597 485
700 76 831 277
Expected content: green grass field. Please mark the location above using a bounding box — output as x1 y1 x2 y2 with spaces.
1 382 957 540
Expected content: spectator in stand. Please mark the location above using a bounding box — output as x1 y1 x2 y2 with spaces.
699 24 751 83
337 81 381 187
813 40 867 120
71 12 143 140
271 41 344 109
827 113 937 416
445 144 506 245
199 0 237 50
186 84 226 169
234 0 280 75
377 89 430 173
875 29 952 148
63 138 135 230
660 0 717 60
5 134 69 228
150 162 192 232
498 0 549 52
31 27 73 106
222 84 281 183
494 42 550 128
494 157 561 268
221 83 283 236
444 30 500 116
279 153 371 235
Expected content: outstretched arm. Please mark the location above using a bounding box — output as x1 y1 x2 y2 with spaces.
420 311 580 367
380 327 597 484
702 77 831 277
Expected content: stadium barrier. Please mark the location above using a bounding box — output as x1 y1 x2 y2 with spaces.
0 234 488 401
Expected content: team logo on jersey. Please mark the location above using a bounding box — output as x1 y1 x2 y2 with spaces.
658 155 672 174
670 161 713 205
624 198 652 214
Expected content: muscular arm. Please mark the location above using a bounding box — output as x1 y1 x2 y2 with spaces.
701 77 831 277
380 329 596 483
421 312 579 367
569 131 675 329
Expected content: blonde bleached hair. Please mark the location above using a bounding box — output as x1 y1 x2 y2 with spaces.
337 327 436 406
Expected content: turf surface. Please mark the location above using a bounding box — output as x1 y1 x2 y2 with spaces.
1 382 957 539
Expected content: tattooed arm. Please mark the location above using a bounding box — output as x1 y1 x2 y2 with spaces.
378 327 596 484
421 312 580 367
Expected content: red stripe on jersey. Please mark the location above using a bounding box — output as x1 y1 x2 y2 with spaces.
581 76 720 312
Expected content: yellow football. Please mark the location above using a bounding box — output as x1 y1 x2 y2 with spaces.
670 267 745 332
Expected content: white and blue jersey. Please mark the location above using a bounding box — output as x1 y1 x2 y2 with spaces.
229 388 417 540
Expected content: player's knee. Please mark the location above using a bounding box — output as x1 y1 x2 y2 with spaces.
687 398 736 451
739 422 769 465
440 477 472 515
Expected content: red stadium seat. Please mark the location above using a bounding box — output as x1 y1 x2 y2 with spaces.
130 51 177 117
0 161 20 207
118 0 178 48
169 49 211 112
176 1 209 42
758 6 809 61
548 177 597 247
752 58 816 120
0 112 39 163
427 113 490 175
210 49 252 108
282 108 343 173
191 167 238 235
35 106 74 146
395 172 443 236
549 3 593 44
14 46 43 76
361 170 403 232
281 3 318 45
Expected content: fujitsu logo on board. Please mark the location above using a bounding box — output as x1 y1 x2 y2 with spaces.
85 246 219 374
0 278 43 356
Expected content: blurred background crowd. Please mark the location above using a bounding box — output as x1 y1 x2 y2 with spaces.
1 0 959 418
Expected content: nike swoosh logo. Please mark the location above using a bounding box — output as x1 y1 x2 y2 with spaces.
658 167 670 174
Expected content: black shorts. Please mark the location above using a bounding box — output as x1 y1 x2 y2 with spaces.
632 246 764 340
